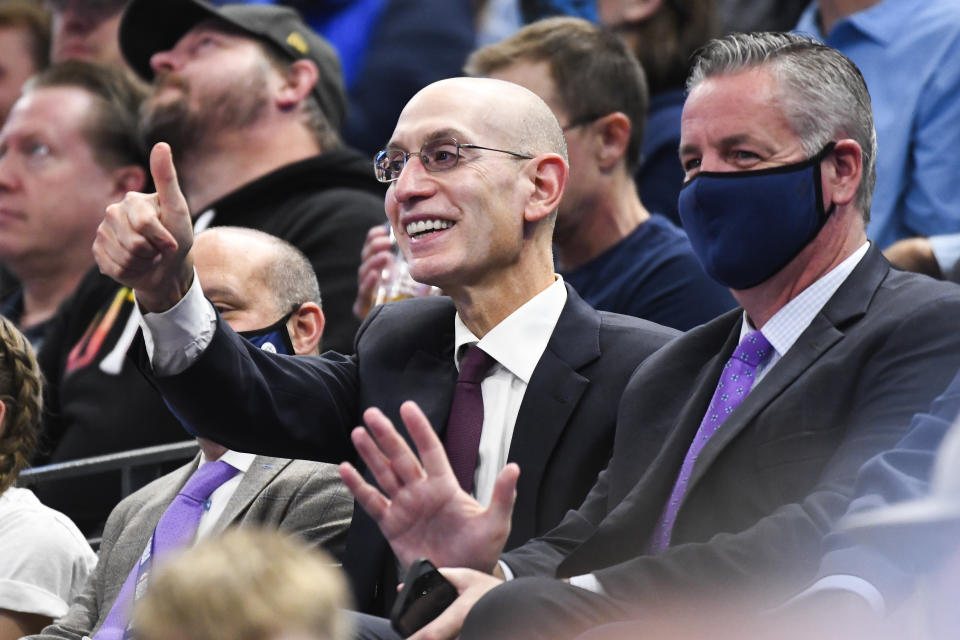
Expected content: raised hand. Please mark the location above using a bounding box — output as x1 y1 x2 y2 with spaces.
93 142 195 312
352 224 395 320
339 400 519 573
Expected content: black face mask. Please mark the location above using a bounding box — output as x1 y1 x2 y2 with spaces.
678 142 837 290
238 311 295 355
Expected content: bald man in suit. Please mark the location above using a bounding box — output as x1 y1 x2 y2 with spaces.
29 228 353 640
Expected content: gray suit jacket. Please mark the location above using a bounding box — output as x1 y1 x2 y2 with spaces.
29 454 353 640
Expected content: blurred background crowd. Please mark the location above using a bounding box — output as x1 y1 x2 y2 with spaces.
0 1 958 639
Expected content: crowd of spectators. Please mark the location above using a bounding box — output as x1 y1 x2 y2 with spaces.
0 1 958 639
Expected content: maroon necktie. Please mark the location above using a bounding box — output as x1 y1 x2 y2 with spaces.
444 344 496 493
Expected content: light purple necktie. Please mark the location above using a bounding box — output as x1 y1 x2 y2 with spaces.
444 344 496 493
648 329 773 554
94 460 240 640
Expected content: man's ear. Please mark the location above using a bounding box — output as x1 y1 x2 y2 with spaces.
287 302 325 356
110 165 148 199
0 399 6 439
592 112 632 171
823 138 862 210
276 59 319 111
523 154 568 223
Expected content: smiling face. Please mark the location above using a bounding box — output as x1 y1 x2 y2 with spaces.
382 79 544 295
140 21 274 153
679 67 808 180
0 86 125 275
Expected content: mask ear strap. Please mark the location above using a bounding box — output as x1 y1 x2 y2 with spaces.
278 308 298 355
814 141 838 224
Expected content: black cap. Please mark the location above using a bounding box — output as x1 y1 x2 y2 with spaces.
119 0 347 131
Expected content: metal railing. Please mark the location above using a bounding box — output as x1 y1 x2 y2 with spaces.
18 440 200 497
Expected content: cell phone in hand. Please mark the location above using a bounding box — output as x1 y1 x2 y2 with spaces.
390 558 458 637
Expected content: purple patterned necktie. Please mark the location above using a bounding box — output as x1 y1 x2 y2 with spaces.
94 460 240 640
444 344 496 493
648 329 773 553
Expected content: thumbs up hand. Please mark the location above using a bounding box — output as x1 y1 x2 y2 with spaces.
94 142 196 313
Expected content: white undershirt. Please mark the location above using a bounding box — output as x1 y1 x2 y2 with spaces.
453 277 567 505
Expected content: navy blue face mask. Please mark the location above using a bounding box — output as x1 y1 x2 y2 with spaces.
238 311 295 355
678 142 837 290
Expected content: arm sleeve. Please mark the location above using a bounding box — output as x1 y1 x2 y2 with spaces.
501 467 615 578
810 369 960 608
900 30 960 239
0 507 97 623
138 270 217 376
784 575 885 616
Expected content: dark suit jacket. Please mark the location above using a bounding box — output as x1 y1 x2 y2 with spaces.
29 454 353 640
503 247 960 607
813 367 960 609
140 285 678 613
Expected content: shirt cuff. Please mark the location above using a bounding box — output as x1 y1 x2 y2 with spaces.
138 269 217 375
928 234 960 277
784 574 886 616
568 573 607 595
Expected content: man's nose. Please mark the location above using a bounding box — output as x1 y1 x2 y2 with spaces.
391 155 436 203
150 48 181 75
0 152 20 192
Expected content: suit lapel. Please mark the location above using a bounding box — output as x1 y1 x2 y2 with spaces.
682 245 887 504
557 316 742 573
211 456 289 533
506 289 598 544
101 457 198 613
401 347 458 439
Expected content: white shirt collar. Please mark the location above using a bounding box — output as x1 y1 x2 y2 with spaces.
199 448 256 473
741 242 870 354
453 277 567 384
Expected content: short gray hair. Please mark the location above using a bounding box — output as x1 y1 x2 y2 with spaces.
688 32 877 221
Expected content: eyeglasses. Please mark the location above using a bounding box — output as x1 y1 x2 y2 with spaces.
374 137 534 183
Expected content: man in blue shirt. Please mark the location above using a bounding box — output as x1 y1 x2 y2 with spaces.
795 0 960 250
464 17 735 331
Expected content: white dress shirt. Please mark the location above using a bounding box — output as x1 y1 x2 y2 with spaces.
193 449 255 542
453 277 567 505
563 243 871 595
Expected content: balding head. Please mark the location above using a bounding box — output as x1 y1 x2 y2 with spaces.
400 77 567 164
193 227 324 355
382 76 568 315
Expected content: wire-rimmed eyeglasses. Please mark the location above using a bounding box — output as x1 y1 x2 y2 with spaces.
374 137 534 183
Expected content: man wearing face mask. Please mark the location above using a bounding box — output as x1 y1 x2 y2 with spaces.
27 226 353 640
332 32 960 640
